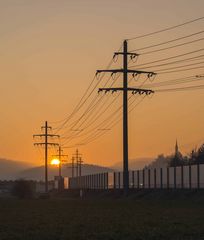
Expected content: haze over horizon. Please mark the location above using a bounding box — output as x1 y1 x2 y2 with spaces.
1 0 204 167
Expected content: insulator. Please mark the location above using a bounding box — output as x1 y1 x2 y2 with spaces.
130 54 138 63
113 54 118 63
147 91 154 98
148 73 152 78
133 73 137 78
147 72 156 82
96 71 101 80
111 72 117 80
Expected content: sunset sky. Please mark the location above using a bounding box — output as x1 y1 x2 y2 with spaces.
1 0 204 167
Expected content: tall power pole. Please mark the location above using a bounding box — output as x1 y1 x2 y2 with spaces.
97 40 155 195
33 121 59 192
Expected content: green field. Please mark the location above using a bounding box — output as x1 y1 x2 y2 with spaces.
1 190 204 240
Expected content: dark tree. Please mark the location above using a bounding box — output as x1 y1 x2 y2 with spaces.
12 180 35 199
195 144 204 164
169 153 185 167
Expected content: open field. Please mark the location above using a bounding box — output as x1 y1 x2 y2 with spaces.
1 190 204 240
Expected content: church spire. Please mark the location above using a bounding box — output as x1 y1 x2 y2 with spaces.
175 139 179 156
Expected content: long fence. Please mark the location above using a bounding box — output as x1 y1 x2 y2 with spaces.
69 163 204 190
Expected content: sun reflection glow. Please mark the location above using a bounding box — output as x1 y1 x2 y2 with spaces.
51 159 60 165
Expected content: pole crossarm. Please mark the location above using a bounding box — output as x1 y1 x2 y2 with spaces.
41 125 52 129
34 142 59 146
96 69 156 77
98 87 154 95
33 134 60 138
52 154 68 158
114 52 139 56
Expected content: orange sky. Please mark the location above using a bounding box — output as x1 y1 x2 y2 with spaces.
0 0 204 167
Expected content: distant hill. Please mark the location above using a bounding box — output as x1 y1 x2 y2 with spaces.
0 158 34 180
18 164 114 181
111 158 154 171
0 157 158 181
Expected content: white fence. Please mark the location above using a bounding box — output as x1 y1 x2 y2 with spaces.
69 164 204 190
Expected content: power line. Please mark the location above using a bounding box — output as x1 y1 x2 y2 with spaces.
62 95 125 145
50 75 97 125
150 60 204 73
157 65 204 75
60 75 119 141
155 84 204 93
130 54 204 70
81 76 204 143
53 74 107 133
52 44 123 133
75 76 150 145
129 48 204 68
63 75 120 132
127 16 204 41
130 30 204 52
53 58 118 133
138 75 204 88
78 95 147 146
57 34 204 139
134 37 204 55
63 76 151 145
68 75 120 131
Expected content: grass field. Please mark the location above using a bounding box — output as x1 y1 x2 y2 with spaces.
1 190 204 240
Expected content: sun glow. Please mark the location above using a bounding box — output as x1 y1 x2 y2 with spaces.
51 159 60 165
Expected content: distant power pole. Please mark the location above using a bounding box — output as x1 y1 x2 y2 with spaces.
52 146 68 178
71 157 75 178
78 156 83 180
67 156 77 178
33 121 59 192
72 149 82 178
97 40 155 195
72 149 83 188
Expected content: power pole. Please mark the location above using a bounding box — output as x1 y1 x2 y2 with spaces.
67 156 77 178
97 40 155 195
78 156 83 180
52 146 68 191
71 157 75 178
72 149 83 188
72 149 82 177
52 146 68 178
33 121 59 193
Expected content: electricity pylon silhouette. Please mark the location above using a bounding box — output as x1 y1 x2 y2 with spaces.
33 121 59 192
52 146 68 178
97 40 155 195
72 149 83 188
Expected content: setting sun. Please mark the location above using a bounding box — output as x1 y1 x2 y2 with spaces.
51 159 60 165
